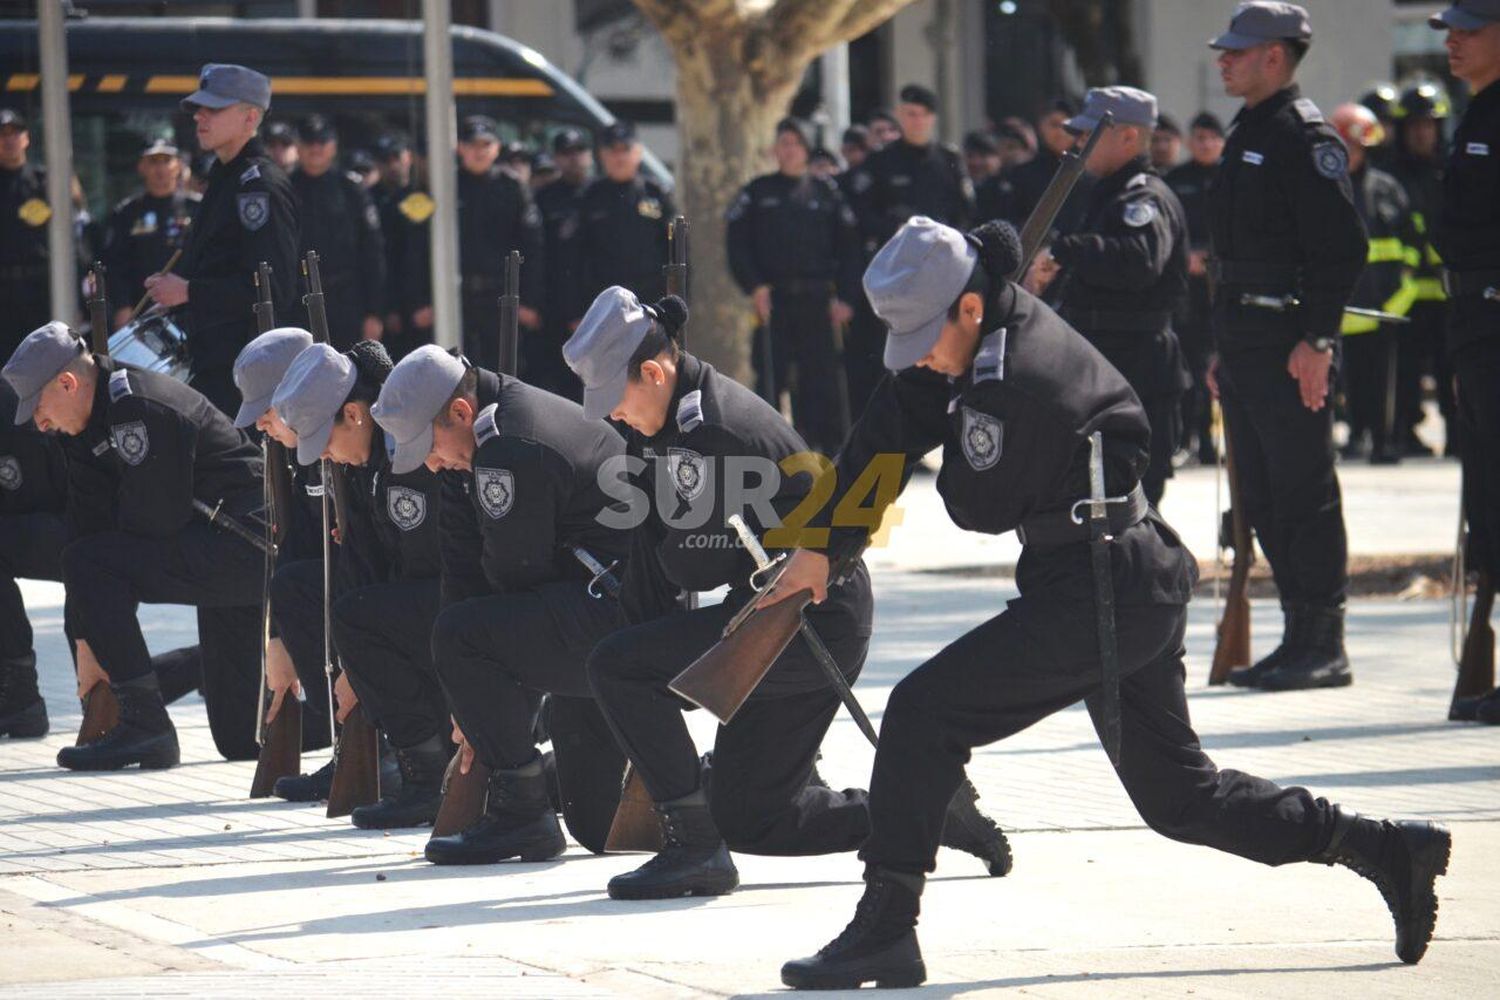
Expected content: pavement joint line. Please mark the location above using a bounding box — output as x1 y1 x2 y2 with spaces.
3 874 298 971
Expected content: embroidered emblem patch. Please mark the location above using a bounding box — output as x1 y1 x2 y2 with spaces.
1312 142 1348 180
960 406 1003 472
18 198 51 227
238 192 270 231
0 456 21 491
667 447 706 502
111 421 150 466
1122 200 1156 227
474 467 514 519
386 485 427 531
399 191 436 223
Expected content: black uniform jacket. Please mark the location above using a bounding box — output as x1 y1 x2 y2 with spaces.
615 353 872 632
0 381 67 516
176 137 299 370
457 166 544 310
851 139 973 248
439 367 629 606
1207 86 1367 353
535 177 586 329
291 167 386 343
819 285 1196 607
101 189 200 310
574 175 675 319
977 148 1094 235
1052 156 1190 398
0 161 50 279
1434 78 1500 354
335 428 442 593
61 356 262 540
725 171 863 303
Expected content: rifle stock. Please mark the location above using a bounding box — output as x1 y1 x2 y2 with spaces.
326 705 381 817
77 680 120 745
250 698 302 798
670 588 814 724
432 752 491 837
604 764 665 853
1209 433 1253 684
1452 573 1495 715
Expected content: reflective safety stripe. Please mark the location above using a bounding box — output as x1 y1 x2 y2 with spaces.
1413 276 1447 302
1367 237 1407 264
1341 275 1419 335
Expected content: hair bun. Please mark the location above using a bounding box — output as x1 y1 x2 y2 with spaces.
652 294 689 335
968 220 1023 281
345 339 394 384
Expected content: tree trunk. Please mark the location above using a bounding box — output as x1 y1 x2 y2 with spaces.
672 42 798 382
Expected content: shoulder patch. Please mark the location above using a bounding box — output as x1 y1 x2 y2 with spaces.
108 369 132 401
238 192 270 231
239 163 261 185
473 467 514 519
1293 98 1324 124
725 190 751 222
0 455 21 492
385 484 428 531
676 389 704 433
473 402 500 447
973 328 1007 383
110 420 150 466
666 447 707 501
1123 199 1157 227
1312 142 1348 180
959 406 1004 471
399 191 435 223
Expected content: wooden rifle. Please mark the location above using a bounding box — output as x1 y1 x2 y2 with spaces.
663 216 699 616
1010 112 1113 282
1209 422 1253 684
303 250 380 817
249 261 303 797
432 251 525 837
1450 489 1495 716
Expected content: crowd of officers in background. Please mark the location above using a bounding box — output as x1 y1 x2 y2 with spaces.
0 74 1458 473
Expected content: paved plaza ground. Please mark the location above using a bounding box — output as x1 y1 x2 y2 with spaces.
2 460 1495 997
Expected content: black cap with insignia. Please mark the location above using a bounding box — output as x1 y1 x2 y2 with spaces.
599 120 638 147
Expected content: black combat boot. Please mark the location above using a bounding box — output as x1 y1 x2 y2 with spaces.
425 753 566 865
940 777 1013 876
350 734 448 830
1474 690 1500 725
1448 687 1498 722
606 789 739 900
1228 604 1303 688
273 756 337 802
56 674 179 771
0 652 48 739
1261 605 1352 690
1315 808 1451 964
781 867 926 990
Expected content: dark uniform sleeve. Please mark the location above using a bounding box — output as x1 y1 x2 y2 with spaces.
1050 187 1176 291
111 397 196 538
350 182 387 322
617 507 677 626
724 183 763 295
1281 128 1369 341
811 369 950 564
438 470 488 607
188 167 299 336
474 436 568 593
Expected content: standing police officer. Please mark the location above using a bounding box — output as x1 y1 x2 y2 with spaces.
3 323 265 768
456 115 544 372
1028 88 1191 505
0 109 53 355
573 122 675 323
1206 3 1367 692
773 217 1449 991
101 139 200 331
1429 0 1500 723
727 116 862 455
531 128 593 399
291 115 386 349
149 65 299 416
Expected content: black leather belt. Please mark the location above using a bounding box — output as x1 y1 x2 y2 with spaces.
1441 268 1500 298
1062 307 1173 333
1207 259 1300 285
1016 483 1149 549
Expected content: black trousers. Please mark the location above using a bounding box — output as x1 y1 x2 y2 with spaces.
0 511 68 660
61 525 261 760
1218 348 1348 607
1456 338 1500 578
861 598 1338 873
1177 281 1216 458
1341 327 1398 457
433 580 627 854
1403 300 1455 445
1142 392 1180 507
331 578 442 749
269 557 334 751
461 287 502 372
586 576 873 857
756 288 848 457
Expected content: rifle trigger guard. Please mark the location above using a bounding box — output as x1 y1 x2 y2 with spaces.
750 553 787 593
587 560 620 600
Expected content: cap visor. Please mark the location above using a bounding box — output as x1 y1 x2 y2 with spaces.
180 89 238 112
1429 8 1491 29
1063 113 1101 135
233 392 272 429
582 369 629 422
13 392 39 426
294 419 335 467
1208 30 1265 50
882 311 947 372
389 422 435 475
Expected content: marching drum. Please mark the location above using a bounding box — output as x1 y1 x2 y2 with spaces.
108 311 193 383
